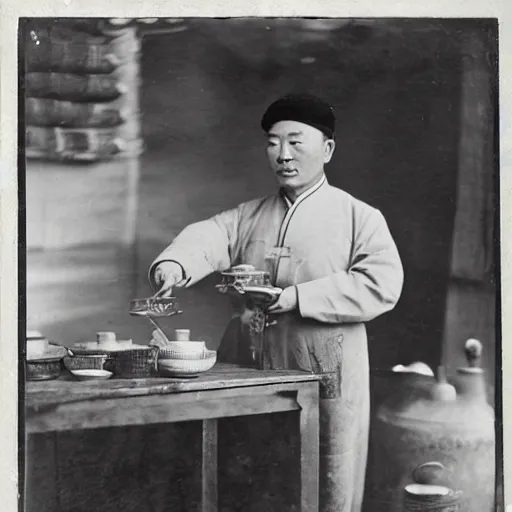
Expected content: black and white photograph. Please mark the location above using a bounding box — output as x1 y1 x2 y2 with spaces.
17 16 502 512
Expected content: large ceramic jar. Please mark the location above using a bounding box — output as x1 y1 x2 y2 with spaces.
366 340 495 512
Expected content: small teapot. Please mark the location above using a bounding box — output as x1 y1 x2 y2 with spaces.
216 264 282 308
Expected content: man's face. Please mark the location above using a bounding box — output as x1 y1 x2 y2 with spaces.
266 120 335 196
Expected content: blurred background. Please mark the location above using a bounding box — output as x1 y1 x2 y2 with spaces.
24 17 497 400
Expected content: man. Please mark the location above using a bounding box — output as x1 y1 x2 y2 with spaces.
149 93 404 512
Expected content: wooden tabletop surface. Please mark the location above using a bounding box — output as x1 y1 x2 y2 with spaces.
25 363 320 413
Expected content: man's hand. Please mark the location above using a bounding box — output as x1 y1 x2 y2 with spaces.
153 261 184 297
267 286 298 314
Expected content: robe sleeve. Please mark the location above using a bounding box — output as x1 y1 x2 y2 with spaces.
296 208 404 324
148 206 240 290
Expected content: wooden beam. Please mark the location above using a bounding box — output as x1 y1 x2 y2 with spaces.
26 385 308 434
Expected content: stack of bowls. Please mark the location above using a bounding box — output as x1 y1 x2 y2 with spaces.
157 330 216 378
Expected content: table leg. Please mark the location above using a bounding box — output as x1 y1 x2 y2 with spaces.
201 418 218 512
297 384 320 512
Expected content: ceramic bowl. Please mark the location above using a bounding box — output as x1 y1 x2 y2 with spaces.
158 350 217 377
71 369 113 381
158 341 206 360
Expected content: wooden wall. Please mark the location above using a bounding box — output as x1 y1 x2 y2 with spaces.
26 159 139 251
442 26 497 404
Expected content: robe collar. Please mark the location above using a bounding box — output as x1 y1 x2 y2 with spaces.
280 174 327 210
275 174 327 248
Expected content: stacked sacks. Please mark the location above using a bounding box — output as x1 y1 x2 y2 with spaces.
24 19 142 162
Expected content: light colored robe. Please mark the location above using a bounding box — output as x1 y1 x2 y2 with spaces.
150 175 404 512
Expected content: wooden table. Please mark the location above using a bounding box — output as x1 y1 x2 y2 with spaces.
25 363 320 512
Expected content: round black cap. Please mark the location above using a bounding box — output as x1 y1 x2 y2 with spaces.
261 93 335 138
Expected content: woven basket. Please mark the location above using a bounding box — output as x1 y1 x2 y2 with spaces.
63 348 157 378
108 347 159 378
26 98 126 127
63 355 112 371
26 72 124 102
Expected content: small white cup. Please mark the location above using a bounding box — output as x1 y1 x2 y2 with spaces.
175 329 190 341
97 332 116 344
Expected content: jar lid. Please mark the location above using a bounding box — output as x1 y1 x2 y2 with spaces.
405 484 450 496
97 331 116 343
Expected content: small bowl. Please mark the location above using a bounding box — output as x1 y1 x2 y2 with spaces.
158 341 206 360
71 369 113 381
26 359 61 381
158 350 217 377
